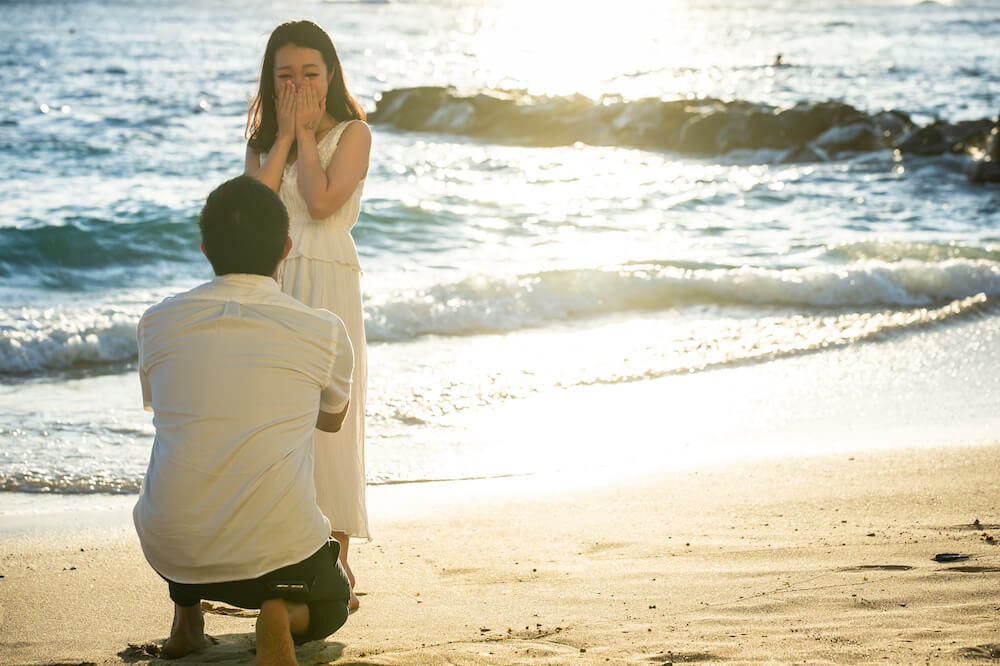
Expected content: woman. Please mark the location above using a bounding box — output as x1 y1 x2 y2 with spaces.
244 20 371 611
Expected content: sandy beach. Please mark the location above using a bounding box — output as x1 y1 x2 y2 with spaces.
3 313 1000 665
2 442 999 665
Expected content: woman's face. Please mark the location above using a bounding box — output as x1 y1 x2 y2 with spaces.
273 44 331 96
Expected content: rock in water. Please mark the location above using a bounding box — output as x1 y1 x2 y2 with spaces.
945 119 995 153
813 123 885 154
369 87 997 170
967 160 1000 183
778 143 831 163
773 101 867 145
676 112 732 153
872 110 913 143
896 126 949 155
967 124 1000 184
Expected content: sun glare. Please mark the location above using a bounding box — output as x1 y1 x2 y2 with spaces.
468 0 693 99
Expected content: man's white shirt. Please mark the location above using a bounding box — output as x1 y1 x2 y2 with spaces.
133 273 353 584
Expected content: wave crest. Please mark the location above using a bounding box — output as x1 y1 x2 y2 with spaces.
365 258 1000 340
4 258 997 376
0 307 139 374
0 470 140 494
0 217 199 279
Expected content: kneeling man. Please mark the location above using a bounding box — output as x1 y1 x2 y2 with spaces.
133 176 354 663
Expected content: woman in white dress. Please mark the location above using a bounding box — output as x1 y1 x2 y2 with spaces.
244 20 370 611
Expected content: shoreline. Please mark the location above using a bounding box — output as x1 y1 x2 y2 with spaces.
5 305 1000 516
5 306 1000 512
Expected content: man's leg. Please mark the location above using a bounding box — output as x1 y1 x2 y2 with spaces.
162 602 212 659
256 599 309 666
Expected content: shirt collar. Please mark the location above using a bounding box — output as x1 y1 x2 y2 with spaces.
211 273 281 292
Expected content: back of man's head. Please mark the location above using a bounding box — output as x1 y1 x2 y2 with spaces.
199 176 290 277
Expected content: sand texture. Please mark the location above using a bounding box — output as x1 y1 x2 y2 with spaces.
2 443 999 665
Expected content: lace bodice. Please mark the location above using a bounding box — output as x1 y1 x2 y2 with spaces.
267 120 366 272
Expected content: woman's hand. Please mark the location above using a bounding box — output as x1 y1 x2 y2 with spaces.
276 81 296 143
296 81 325 137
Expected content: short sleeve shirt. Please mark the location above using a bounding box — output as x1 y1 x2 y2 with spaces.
133 274 353 584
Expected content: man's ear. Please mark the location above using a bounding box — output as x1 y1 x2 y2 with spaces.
201 242 207 258
281 236 293 262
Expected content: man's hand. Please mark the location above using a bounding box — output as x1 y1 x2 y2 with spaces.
316 400 349 433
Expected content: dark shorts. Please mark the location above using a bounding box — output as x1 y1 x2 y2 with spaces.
164 540 351 644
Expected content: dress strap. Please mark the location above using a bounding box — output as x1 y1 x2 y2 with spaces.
318 119 368 166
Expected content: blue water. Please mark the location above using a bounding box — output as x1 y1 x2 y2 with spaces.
2 0 999 494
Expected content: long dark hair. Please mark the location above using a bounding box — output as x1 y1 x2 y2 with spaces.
246 20 366 153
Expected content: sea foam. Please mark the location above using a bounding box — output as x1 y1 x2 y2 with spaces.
3 258 996 376
363 258 1000 340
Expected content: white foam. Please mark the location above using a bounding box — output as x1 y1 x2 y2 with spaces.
0 306 140 373
364 258 1000 341
3 258 997 373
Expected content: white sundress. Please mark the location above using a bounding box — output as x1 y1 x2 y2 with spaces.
270 119 370 540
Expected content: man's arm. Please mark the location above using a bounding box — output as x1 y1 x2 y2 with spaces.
316 400 349 433
137 318 153 412
317 317 354 434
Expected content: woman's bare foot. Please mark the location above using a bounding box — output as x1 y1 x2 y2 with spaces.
343 556 360 611
342 556 359 611
162 603 213 659
331 531 359 611
342 558 356 589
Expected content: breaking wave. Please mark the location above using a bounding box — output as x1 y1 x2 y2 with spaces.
5 256 997 376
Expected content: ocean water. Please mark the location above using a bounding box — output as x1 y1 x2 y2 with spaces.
2 0 1000 497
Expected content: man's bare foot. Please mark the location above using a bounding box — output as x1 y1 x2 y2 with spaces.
162 603 213 659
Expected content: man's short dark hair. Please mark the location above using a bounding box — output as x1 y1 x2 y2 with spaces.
199 176 290 276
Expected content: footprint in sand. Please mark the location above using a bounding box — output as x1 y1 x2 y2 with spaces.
201 601 258 618
840 565 914 572
955 644 1000 659
647 651 719 663
941 565 1000 573
586 541 629 555
121 642 161 659
118 637 221 662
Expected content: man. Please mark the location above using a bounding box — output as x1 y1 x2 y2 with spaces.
133 176 354 664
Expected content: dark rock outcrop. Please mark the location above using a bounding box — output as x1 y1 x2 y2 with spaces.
369 87 998 177
966 120 1000 184
897 119 995 156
